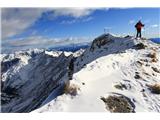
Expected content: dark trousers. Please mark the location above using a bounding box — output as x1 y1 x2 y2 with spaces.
136 29 141 38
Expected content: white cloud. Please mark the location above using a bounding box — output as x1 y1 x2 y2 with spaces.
52 8 94 18
82 16 93 22
2 36 91 53
1 8 50 39
2 8 95 39
60 16 94 24
61 19 77 24
150 24 159 28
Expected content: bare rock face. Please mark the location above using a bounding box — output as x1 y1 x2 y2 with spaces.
101 94 135 113
1 58 20 73
1 51 72 112
90 34 114 51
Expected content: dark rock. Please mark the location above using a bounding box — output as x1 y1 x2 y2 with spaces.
151 67 160 73
134 43 146 49
90 34 114 51
114 83 127 90
147 84 160 94
124 35 132 38
136 61 143 66
100 94 135 113
134 74 141 79
134 72 141 79
1 58 20 73
68 57 75 80
147 53 156 58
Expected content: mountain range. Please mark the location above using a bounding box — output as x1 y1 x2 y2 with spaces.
1 34 160 113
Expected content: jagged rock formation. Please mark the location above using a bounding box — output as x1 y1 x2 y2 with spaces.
1 50 73 112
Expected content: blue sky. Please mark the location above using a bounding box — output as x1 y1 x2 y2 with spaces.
1 8 160 53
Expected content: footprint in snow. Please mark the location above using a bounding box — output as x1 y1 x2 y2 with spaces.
112 62 119 69
112 63 116 69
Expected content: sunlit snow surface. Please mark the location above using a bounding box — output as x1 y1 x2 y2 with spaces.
34 36 160 112
1 35 160 112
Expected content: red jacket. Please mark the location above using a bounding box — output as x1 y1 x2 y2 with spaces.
135 22 144 31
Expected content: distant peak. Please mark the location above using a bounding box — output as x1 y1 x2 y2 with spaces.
95 33 115 41
105 33 114 36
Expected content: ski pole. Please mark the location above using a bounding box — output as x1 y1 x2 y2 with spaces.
143 27 145 38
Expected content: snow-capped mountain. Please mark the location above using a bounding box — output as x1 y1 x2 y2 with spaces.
34 34 160 112
1 34 160 113
1 49 82 112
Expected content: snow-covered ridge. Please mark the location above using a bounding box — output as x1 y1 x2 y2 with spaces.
34 34 160 112
1 34 160 113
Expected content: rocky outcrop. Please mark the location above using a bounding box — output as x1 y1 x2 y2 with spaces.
101 94 135 113
1 58 20 73
90 34 114 52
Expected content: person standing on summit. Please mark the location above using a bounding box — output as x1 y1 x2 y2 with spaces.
135 20 145 38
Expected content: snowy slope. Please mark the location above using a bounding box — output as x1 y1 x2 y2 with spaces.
34 34 160 112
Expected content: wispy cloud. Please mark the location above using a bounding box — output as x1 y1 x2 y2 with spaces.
82 16 93 22
52 8 94 18
2 8 109 39
60 19 77 24
2 8 50 39
2 36 91 53
60 16 94 25
150 24 159 28
2 8 95 39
